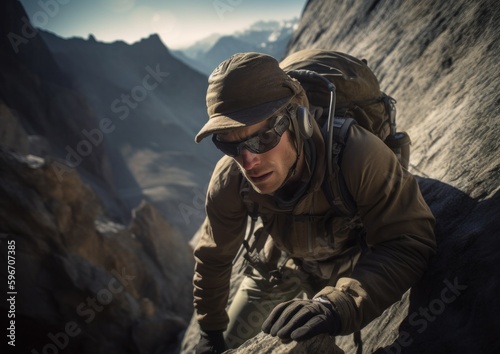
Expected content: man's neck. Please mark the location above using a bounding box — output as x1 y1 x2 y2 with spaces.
288 147 306 184
278 145 308 199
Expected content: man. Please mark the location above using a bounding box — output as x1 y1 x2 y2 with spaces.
192 51 436 353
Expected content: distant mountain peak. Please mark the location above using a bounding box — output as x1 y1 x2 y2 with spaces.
175 18 299 75
133 33 169 52
144 33 162 43
238 18 299 34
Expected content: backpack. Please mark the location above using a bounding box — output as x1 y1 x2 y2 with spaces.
235 49 411 267
281 49 411 216
281 49 394 141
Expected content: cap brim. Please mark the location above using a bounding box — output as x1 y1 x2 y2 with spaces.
195 96 292 143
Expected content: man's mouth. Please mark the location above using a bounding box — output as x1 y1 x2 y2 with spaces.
250 172 272 184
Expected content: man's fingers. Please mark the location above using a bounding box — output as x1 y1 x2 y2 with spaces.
263 299 339 341
290 315 328 341
261 301 293 334
275 306 315 339
269 301 305 336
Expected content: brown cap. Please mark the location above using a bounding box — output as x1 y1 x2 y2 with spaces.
195 52 301 143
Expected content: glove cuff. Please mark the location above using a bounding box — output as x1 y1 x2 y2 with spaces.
313 296 341 335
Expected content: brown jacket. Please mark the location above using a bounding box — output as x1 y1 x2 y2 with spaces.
193 120 436 335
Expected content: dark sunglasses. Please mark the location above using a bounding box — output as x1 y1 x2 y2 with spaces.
212 115 290 157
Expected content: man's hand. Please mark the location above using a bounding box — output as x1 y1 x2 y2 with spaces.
261 297 340 341
195 330 227 354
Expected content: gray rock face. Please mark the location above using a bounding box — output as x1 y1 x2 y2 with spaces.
225 332 345 354
183 0 500 353
0 104 30 154
290 0 499 200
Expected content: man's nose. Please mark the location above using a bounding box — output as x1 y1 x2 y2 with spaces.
240 148 260 170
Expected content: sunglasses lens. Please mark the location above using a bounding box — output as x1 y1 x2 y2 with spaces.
220 145 238 157
248 131 279 154
212 135 239 156
212 115 289 157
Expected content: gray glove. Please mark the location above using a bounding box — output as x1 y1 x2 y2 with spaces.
261 297 340 341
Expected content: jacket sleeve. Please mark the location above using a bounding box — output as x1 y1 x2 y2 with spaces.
193 157 248 331
314 125 436 335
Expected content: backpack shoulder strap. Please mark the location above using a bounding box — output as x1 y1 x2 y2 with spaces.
240 177 258 220
322 117 358 217
234 177 268 265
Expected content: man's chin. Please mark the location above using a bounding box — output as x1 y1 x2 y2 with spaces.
246 178 278 195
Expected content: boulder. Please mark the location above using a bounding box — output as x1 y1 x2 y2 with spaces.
225 332 345 354
0 148 194 354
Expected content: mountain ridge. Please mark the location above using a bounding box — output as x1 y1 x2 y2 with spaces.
39 27 220 237
173 18 299 75
1 1 207 352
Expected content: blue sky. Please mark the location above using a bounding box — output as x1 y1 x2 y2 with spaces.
19 0 307 49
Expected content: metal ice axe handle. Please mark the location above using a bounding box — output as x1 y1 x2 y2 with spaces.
287 69 337 175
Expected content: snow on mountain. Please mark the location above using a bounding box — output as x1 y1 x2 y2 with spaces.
173 18 299 75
